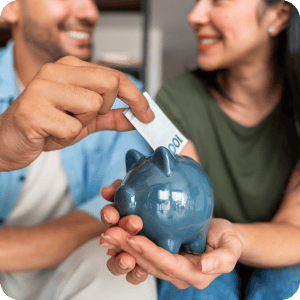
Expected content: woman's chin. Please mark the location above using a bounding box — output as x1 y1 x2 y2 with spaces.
197 55 215 70
197 62 218 72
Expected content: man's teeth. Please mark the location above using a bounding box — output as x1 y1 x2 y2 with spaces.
67 31 90 40
199 38 220 45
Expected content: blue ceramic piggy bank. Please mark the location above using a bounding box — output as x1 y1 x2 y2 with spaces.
114 146 214 254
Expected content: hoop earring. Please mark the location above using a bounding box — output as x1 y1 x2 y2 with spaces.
269 27 275 34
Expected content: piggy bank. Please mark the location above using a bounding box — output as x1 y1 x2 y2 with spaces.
114 146 214 254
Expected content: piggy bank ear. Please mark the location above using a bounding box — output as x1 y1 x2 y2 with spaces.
152 146 176 176
126 149 146 172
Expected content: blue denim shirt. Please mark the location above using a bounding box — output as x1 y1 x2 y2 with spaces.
0 41 152 223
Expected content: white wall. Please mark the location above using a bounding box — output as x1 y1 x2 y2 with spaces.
150 0 198 81
93 13 164 98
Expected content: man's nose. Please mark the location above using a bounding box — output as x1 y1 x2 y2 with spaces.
187 0 212 27
74 0 99 24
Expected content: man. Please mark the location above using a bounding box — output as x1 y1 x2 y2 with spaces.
0 0 157 299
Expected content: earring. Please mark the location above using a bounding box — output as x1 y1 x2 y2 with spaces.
269 27 275 34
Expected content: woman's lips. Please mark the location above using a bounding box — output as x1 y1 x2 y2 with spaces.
197 36 222 51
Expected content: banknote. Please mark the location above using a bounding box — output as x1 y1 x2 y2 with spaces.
124 92 188 155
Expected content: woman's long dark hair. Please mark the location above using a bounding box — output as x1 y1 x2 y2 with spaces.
283 3 300 132
194 0 300 127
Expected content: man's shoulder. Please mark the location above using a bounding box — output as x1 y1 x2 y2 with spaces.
0 41 14 67
0 40 18 102
0 47 7 63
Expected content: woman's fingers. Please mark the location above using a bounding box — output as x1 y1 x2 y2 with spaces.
106 252 137 276
104 228 197 284
100 205 143 247
101 180 123 202
118 215 143 236
199 230 242 275
100 205 143 234
122 236 230 290
126 265 149 285
106 252 149 285
201 219 242 275
101 181 144 235
199 248 237 275
102 218 242 290
103 226 240 290
100 204 120 229
102 229 141 277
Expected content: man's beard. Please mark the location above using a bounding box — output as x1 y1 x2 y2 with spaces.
22 19 92 62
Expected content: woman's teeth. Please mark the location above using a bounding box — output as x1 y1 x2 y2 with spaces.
199 38 220 45
67 31 90 40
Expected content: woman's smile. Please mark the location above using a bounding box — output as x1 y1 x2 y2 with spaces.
197 36 222 51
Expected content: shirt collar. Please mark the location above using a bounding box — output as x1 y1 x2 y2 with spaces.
0 40 21 102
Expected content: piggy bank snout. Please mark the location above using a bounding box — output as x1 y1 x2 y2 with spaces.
114 185 137 217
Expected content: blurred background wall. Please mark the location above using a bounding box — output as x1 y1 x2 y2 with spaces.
151 0 198 81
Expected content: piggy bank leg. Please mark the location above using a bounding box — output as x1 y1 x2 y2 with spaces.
157 238 182 254
184 233 207 254
184 224 209 254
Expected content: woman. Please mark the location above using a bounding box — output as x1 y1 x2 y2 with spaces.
99 0 300 299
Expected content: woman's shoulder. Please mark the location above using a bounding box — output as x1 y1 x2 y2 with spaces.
156 70 212 107
162 70 209 95
162 70 207 91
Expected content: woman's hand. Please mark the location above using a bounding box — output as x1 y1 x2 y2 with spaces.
100 180 148 282
100 181 242 289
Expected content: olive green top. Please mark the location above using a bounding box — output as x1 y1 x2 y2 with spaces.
156 71 298 223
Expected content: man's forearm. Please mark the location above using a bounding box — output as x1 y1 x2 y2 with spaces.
234 221 300 268
0 211 104 272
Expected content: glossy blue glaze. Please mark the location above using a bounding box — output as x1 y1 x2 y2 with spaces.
114 146 214 254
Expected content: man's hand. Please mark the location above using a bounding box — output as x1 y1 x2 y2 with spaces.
0 56 154 171
99 181 242 288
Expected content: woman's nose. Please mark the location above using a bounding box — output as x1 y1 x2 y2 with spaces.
188 0 211 28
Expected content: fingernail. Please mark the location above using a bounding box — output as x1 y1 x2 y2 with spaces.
100 243 116 250
127 238 142 253
146 108 155 121
101 233 119 246
201 257 219 273
136 269 146 278
106 249 119 257
103 214 112 224
119 258 129 270
129 218 139 229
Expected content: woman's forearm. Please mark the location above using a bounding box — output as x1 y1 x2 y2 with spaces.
234 221 300 268
0 211 104 272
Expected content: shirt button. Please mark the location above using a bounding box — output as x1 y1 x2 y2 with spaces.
19 176 25 181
